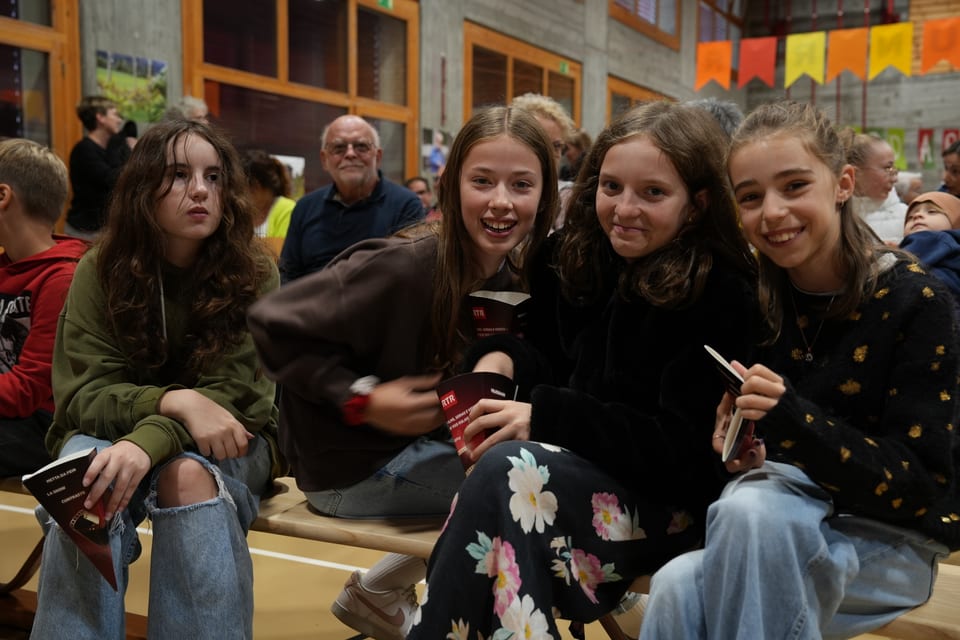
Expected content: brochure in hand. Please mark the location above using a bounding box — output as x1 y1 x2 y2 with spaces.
22 447 118 590
468 290 531 338
703 345 755 463
437 371 518 470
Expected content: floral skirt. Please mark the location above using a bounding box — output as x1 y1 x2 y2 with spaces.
408 440 701 639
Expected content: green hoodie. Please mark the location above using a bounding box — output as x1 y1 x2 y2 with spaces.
47 250 281 476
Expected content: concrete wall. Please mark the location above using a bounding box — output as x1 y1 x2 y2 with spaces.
417 0 709 139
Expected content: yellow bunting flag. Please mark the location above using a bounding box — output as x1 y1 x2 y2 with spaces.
785 31 826 87
921 17 960 74
869 22 914 80
739 37 778 88
827 28 868 82
695 41 732 91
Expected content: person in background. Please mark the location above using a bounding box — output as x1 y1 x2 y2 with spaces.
843 129 906 244
244 149 296 240
939 141 960 198
279 115 424 283
407 101 758 639
64 96 130 239
30 119 282 639
559 129 592 181
428 130 447 179
248 105 558 640
900 191 960 310
405 176 440 221
895 170 924 204
641 100 959 640
0 139 87 477
164 95 210 123
511 93 576 230
685 96 744 138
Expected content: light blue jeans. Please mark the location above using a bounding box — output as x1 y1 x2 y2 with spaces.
305 436 464 518
30 433 272 640
640 462 948 640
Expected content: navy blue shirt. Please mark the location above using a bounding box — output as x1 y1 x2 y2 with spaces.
279 172 424 283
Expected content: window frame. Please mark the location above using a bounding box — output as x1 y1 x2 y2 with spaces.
181 0 420 179
0 3 81 171
463 21 581 126
607 75 669 124
609 0 681 51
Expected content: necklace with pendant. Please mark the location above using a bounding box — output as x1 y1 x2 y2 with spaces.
789 289 836 362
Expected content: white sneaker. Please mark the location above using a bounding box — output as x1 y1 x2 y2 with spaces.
331 570 418 640
612 592 648 638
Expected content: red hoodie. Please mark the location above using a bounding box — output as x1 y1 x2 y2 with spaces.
0 235 87 417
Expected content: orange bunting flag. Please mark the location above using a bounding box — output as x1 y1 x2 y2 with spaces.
695 41 732 91
869 22 914 80
921 17 960 74
827 28 868 82
785 31 826 87
738 37 777 88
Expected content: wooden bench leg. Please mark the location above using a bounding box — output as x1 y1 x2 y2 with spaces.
0 536 44 596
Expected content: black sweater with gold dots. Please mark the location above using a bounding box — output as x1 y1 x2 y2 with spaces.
759 258 960 550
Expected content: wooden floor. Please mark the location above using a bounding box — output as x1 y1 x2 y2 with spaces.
0 490 606 640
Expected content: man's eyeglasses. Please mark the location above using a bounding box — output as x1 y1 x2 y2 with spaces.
875 164 898 175
326 141 375 156
552 141 567 154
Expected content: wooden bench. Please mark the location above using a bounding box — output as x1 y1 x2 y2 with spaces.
251 477 442 560
0 476 43 596
6 475 960 639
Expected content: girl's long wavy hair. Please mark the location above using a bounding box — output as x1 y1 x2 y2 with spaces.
558 100 755 307
728 101 899 342
430 105 558 370
96 118 272 379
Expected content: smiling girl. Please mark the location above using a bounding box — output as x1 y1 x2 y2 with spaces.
641 101 960 640
31 119 281 639
406 100 758 639
247 105 557 639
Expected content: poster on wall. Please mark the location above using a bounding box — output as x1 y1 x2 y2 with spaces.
886 128 906 170
918 129 936 169
864 127 907 170
944 129 960 154
273 154 306 200
95 50 168 126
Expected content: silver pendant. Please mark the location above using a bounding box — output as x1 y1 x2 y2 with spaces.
804 351 814 362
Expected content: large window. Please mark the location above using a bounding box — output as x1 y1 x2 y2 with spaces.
610 0 680 50
697 0 744 70
607 76 669 123
464 22 581 126
0 0 80 170
183 0 419 191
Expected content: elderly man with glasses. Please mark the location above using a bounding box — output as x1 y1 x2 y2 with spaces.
280 115 424 282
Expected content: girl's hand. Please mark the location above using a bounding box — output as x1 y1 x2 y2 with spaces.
365 373 445 436
712 392 766 473
732 360 786 422
463 399 532 461
83 441 152 521
159 389 254 460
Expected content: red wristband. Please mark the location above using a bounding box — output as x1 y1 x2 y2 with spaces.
342 394 371 426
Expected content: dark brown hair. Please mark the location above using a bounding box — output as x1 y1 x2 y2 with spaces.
96 119 272 379
558 100 755 307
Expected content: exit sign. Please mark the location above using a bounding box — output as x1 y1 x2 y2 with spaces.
559 61 569 74
378 0 394 9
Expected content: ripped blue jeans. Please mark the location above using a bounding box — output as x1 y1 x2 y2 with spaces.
29 433 272 640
